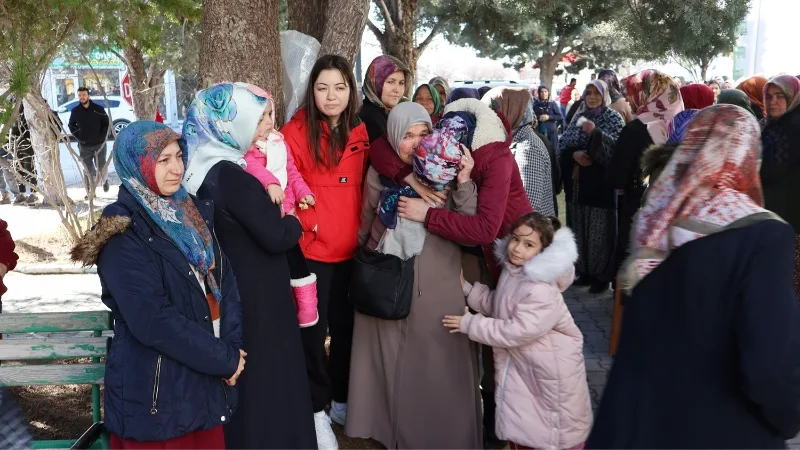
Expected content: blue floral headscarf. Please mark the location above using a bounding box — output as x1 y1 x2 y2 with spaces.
182 82 272 194
666 109 700 145
114 121 220 301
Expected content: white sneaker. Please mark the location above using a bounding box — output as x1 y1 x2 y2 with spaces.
314 410 339 450
330 401 347 426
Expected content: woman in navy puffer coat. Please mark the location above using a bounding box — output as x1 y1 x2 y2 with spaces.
71 121 244 448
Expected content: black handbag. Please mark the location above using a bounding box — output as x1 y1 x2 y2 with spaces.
350 245 415 320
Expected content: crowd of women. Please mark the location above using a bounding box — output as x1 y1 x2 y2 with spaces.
65 46 800 450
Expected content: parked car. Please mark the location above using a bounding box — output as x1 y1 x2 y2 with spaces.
56 96 136 139
450 80 533 91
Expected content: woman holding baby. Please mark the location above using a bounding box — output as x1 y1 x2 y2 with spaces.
344 101 483 449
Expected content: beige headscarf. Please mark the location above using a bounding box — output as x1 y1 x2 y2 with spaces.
481 87 532 131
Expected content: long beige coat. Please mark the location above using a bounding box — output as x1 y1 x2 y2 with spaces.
344 167 483 449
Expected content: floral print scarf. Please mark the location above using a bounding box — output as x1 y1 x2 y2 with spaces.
181 82 272 195
624 70 684 144
362 55 413 110
622 105 766 292
114 121 221 302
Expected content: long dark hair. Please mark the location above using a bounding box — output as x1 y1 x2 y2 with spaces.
304 55 360 169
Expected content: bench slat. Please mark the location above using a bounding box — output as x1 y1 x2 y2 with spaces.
0 364 104 386
31 439 77 450
0 312 112 333
0 337 109 360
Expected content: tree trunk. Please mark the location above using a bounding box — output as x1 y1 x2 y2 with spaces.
700 56 710 83
319 0 370 64
23 92 88 242
22 94 68 207
125 43 161 122
538 54 560 90
287 0 327 41
379 0 418 76
199 0 284 122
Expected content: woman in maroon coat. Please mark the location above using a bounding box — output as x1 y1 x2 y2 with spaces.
368 97 531 443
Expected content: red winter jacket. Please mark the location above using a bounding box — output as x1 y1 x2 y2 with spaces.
368 99 533 278
283 108 370 263
559 85 575 106
0 219 18 297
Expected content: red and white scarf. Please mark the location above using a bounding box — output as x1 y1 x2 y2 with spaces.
622 104 766 291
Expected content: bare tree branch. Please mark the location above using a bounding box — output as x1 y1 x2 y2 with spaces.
107 47 132 68
415 19 443 54
375 0 396 34
366 19 385 44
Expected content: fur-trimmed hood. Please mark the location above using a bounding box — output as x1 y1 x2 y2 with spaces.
493 227 578 288
641 142 677 182
70 215 132 266
443 98 507 150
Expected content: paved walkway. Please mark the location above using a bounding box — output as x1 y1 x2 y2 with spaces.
4 271 800 446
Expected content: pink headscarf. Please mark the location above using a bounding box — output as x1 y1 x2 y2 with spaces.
623 70 685 144
623 104 765 291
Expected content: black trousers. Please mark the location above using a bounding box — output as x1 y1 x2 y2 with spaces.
286 244 311 280
301 259 355 413
79 142 107 187
15 152 36 193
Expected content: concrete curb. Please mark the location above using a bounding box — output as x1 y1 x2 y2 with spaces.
14 265 97 275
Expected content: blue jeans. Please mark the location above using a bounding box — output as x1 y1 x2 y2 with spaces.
561 104 568 128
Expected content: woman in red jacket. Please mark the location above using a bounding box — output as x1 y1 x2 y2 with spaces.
282 54 369 450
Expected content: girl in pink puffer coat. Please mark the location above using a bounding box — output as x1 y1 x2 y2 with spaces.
444 212 592 450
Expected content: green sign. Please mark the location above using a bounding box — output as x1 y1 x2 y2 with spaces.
49 51 124 70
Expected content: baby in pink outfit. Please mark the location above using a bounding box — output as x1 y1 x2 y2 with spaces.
244 132 315 215
244 99 318 328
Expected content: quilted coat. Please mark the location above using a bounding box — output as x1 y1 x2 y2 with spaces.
461 228 592 449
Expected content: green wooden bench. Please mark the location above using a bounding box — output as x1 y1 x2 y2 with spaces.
0 311 112 449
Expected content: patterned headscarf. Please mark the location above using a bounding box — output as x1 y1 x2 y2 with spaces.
679 84 715 110
115 121 221 301
412 84 443 117
736 75 769 117
763 74 800 119
482 87 531 131
623 104 765 292
597 69 623 103
666 109 699 145
182 82 272 195
624 69 684 144
414 118 465 191
362 55 413 110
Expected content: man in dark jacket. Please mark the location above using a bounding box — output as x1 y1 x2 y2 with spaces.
68 87 110 194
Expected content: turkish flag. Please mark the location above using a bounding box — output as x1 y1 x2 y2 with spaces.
155 110 164 123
